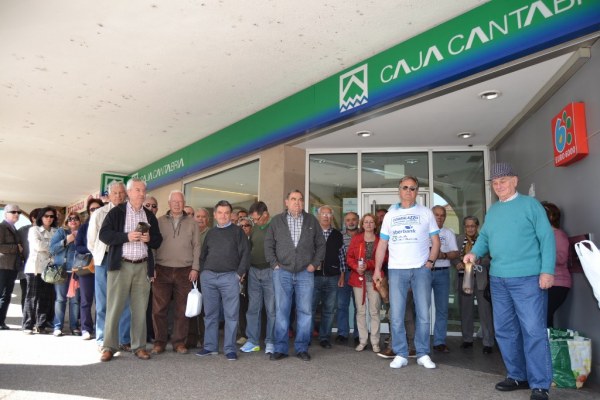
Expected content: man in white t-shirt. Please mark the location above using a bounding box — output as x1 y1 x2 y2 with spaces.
374 176 440 370
430 205 459 354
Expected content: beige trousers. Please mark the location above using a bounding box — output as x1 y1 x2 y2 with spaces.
353 284 381 346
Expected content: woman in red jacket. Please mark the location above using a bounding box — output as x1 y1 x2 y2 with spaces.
347 213 386 353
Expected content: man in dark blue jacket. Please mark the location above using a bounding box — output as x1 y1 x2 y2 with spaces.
98 178 162 362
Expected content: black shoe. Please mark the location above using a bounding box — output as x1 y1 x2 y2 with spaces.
320 340 332 349
530 389 549 400
460 341 473 349
354 337 360 346
483 346 493 354
296 351 311 362
0 324 10 330
269 352 288 361
495 378 530 392
335 335 348 344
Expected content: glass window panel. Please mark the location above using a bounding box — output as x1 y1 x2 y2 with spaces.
309 154 357 229
432 150 486 334
362 152 429 189
184 160 259 225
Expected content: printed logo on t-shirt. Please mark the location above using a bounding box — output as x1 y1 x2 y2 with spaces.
390 214 421 243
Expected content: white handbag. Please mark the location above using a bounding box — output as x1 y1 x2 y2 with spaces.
574 240 600 308
185 281 202 317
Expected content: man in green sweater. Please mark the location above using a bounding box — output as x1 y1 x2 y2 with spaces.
464 162 555 400
240 201 275 354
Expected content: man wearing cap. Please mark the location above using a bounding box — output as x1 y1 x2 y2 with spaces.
464 162 555 400
0 205 23 329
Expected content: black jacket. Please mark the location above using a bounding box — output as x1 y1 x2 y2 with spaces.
99 203 162 278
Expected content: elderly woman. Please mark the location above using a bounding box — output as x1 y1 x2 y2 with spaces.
50 211 82 336
74 198 104 340
347 213 386 353
23 206 58 334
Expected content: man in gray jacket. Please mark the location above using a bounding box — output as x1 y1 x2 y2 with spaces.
264 190 326 362
0 204 22 330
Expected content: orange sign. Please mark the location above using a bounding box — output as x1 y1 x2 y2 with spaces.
552 102 589 167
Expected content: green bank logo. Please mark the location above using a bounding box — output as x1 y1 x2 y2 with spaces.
339 64 368 113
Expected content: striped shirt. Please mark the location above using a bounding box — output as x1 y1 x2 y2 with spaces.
122 202 149 260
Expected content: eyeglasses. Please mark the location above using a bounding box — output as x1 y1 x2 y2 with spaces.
67 217 80 222
145 203 158 209
7 210 22 215
400 186 418 192
89 207 100 212
43 214 56 219
240 224 251 228
320 213 332 217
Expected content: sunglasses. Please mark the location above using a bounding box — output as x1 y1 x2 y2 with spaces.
67 217 80 222
89 207 100 212
145 203 158 209
400 186 418 192
43 214 56 219
7 210 22 215
240 224 251 228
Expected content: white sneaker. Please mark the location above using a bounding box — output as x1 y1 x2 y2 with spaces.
265 343 275 354
53 329 63 337
389 355 408 369
417 355 436 369
82 331 92 340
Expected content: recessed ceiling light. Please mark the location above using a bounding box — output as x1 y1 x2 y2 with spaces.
356 130 372 137
479 90 501 100
457 132 474 139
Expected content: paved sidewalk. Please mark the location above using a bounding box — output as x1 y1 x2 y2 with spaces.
1 295 597 399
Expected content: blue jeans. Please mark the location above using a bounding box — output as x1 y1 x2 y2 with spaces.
312 275 338 342
336 272 354 338
388 267 432 358
273 268 313 354
491 275 552 389
431 268 450 346
245 267 275 345
201 270 240 354
53 273 80 331
95 260 131 345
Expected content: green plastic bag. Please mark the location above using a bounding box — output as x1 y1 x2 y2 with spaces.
549 328 592 389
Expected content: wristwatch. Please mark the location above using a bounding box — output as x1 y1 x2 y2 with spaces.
426 259 434 265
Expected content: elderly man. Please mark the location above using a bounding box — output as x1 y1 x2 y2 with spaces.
312 205 345 349
265 190 326 362
98 178 163 362
87 181 132 351
453 216 494 353
336 211 358 344
196 200 250 361
240 201 275 354
183 206 195 217
194 207 211 248
374 176 440 370
464 163 555 400
152 191 200 355
430 205 459 354
0 205 23 330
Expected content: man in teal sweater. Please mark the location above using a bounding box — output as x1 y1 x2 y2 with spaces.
464 163 555 400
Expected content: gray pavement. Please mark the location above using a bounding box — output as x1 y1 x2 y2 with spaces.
1 297 598 399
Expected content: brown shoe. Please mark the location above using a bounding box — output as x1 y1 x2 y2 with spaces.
433 344 450 353
377 347 396 359
151 344 165 354
174 344 188 354
134 349 151 360
100 350 113 362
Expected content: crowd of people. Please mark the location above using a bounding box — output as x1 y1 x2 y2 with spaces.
0 162 570 400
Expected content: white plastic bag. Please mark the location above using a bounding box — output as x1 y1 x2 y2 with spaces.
185 281 202 317
574 240 600 308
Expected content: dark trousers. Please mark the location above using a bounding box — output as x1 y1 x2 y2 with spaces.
23 273 54 329
238 278 248 339
78 273 95 333
547 286 570 328
152 265 192 347
0 269 18 325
